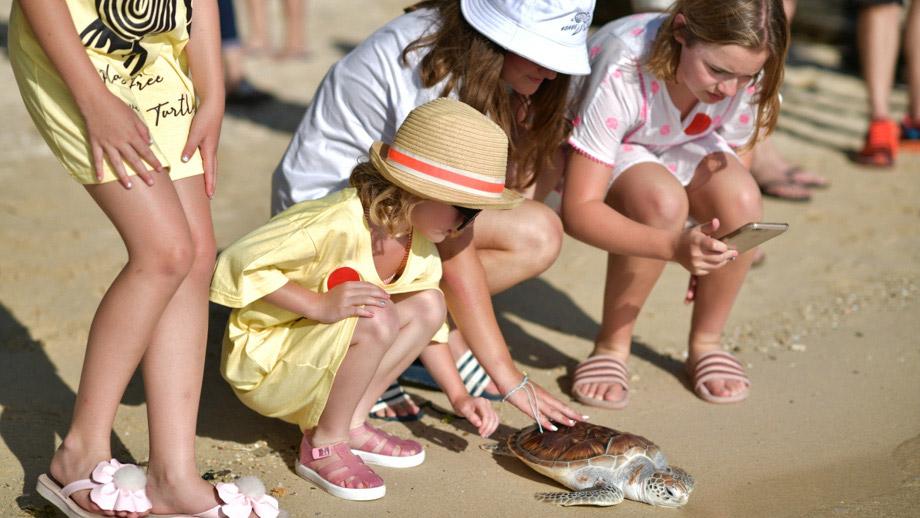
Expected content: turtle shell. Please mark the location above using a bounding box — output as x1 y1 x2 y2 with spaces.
508 421 660 470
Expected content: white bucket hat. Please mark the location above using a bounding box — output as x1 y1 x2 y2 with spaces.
461 0 595 75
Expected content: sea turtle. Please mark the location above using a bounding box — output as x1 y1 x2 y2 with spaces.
485 422 694 507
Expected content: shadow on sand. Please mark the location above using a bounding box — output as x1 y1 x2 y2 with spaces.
0 302 143 514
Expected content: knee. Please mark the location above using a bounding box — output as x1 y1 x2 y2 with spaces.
412 290 447 332
516 204 563 273
729 182 763 223
631 189 688 229
187 234 218 282
129 236 196 281
353 304 400 347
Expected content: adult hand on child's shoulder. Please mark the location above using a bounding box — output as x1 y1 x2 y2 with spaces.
673 218 738 276
82 91 164 190
453 395 499 438
313 281 390 323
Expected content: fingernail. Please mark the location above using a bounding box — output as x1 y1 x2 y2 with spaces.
181 155 190 163
550 425 558 431
569 419 575 425
126 181 133 188
378 300 386 307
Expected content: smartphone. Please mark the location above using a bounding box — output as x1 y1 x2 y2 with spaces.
719 222 789 253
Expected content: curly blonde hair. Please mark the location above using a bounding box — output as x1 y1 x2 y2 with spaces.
402 0 572 190
350 162 421 236
646 0 789 150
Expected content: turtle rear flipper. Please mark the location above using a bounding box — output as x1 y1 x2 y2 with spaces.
535 485 624 507
480 442 515 457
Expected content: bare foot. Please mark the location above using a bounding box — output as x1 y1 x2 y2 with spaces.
145 467 221 516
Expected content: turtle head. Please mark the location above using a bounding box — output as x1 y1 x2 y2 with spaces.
643 472 691 507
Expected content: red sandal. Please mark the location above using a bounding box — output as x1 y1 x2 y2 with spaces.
856 118 899 167
349 422 425 468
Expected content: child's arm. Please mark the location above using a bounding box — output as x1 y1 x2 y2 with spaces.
561 152 737 275
418 343 499 438
182 0 224 198
261 280 390 323
18 3 164 188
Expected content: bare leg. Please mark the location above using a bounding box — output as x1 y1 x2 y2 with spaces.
469 199 563 295
353 290 446 423
577 163 688 404
280 0 310 57
141 177 221 515
859 3 902 120
243 0 269 53
310 305 400 447
905 0 920 121
48 177 203 517
686 153 762 398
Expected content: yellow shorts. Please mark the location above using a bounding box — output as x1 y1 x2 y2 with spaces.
9 3 203 185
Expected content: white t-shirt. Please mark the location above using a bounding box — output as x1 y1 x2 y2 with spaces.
272 8 453 214
568 13 757 169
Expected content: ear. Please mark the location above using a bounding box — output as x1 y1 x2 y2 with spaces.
672 13 687 46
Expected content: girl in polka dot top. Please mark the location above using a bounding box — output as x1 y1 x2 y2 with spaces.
562 0 789 409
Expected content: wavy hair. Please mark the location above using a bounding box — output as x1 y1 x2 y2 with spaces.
646 0 789 150
350 162 421 237
402 0 572 190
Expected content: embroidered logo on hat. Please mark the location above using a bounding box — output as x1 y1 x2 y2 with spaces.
561 11 592 35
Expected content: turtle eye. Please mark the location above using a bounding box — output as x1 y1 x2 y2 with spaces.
666 487 676 498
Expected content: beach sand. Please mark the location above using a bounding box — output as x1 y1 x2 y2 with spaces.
1 1 918 516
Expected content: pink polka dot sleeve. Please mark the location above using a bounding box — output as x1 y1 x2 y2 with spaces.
717 79 760 148
568 65 640 168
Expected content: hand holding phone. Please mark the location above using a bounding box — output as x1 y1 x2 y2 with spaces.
718 222 789 253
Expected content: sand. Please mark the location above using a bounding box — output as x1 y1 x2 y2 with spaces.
1 1 918 517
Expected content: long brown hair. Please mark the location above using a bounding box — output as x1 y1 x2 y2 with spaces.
402 0 571 190
350 162 420 237
646 0 789 149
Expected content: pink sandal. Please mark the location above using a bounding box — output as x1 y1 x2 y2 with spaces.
36 459 151 518
349 422 425 468
147 476 280 518
571 355 630 410
295 434 385 501
688 350 751 404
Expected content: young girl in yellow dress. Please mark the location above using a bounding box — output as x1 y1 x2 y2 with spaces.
10 1 277 517
210 98 516 501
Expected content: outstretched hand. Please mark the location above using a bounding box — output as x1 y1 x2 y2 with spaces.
452 396 499 438
503 377 586 432
674 218 738 276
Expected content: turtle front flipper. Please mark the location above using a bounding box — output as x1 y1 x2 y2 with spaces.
666 466 695 492
535 484 624 507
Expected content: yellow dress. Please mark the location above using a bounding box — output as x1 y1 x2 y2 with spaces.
210 189 448 430
9 0 203 184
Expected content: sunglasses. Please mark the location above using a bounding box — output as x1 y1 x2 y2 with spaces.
452 205 482 232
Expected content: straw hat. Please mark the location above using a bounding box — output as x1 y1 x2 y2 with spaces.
369 98 523 210
461 0 595 75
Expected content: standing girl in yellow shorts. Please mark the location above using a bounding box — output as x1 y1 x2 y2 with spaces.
10 2 277 517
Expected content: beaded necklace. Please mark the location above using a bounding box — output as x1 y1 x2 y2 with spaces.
365 207 412 284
